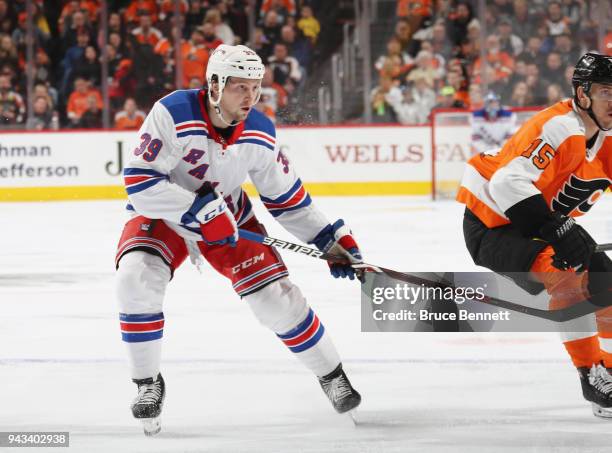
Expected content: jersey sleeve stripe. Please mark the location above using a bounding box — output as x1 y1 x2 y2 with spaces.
260 179 303 204
265 195 312 217
241 130 276 143
125 176 167 195
177 130 208 138
235 138 275 151
124 168 167 177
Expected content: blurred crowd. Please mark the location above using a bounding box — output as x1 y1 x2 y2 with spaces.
371 0 612 124
0 0 320 130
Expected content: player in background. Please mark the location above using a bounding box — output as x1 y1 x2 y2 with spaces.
470 92 517 155
115 44 362 436
457 53 612 417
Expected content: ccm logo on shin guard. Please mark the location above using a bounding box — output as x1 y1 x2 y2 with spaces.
261 237 324 258
232 253 265 274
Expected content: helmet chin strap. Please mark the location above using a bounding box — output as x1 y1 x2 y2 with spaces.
575 87 611 132
213 103 239 127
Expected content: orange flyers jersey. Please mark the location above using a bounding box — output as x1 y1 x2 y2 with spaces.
457 99 612 228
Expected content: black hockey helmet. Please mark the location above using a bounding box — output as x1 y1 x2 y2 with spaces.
571 52 612 131
572 52 612 90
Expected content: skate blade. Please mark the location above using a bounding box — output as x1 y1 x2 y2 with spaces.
141 417 162 436
347 409 359 426
591 403 612 419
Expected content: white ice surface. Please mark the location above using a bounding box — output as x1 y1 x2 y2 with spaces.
1 196 612 453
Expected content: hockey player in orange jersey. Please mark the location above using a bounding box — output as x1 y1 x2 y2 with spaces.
457 52 612 418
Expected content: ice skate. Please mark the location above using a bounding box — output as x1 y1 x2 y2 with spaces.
319 363 361 419
131 373 165 436
578 364 612 419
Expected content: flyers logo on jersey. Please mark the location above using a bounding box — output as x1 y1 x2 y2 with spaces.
552 175 610 215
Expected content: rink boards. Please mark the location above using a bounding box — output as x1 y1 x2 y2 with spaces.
0 125 453 201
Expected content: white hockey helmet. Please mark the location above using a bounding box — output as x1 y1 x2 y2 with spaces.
205 44 265 109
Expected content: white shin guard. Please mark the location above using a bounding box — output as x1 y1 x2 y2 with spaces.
116 251 171 380
245 277 341 377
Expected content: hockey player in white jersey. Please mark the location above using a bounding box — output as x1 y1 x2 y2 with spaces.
115 44 362 436
470 92 517 155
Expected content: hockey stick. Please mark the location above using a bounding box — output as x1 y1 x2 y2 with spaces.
596 243 612 252
238 229 609 322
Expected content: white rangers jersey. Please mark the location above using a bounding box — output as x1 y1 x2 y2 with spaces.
123 89 329 243
470 108 517 155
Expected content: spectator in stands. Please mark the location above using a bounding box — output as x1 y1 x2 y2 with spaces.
297 5 320 44
61 10 94 52
435 85 466 109
12 11 48 57
407 49 443 89
468 83 484 109
185 0 206 33
560 0 582 33
72 45 101 87
430 20 453 61
129 36 163 108
180 28 209 88
0 73 23 124
262 10 282 46
109 31 123 54
256 66 288 123
545 1 570 36
446 2 474 46
509 80 533 107
60 31 90 97
410 75 436 122
541 51 565 87
393 18 412 54
268 42 302 89
510 0 536 38
524 61 547 104
200 23 223 53
114 97 145 130
473 34 514 83
260 0 296 24
446 69 469 106
25 96 57 130
546 83 564 105
204 8 235 46
250 27 272 62
561 65 575 96
519 35 542 63
34 82 56 110
507 55 528 88
396 0 433 34
497 17 523 56
0 33 18 73
370 75 399 123
77 94 102 128
375 36 412 82
132 12 163 47
280 25 311 72
124 0 158 24
385 83 421 125
0 0 16 36
158 0 188 24
67 76 102 125
108 12 124 36
553 33 581 66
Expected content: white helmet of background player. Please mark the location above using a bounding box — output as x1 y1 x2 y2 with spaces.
205 44 265 125
483 92 501 120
